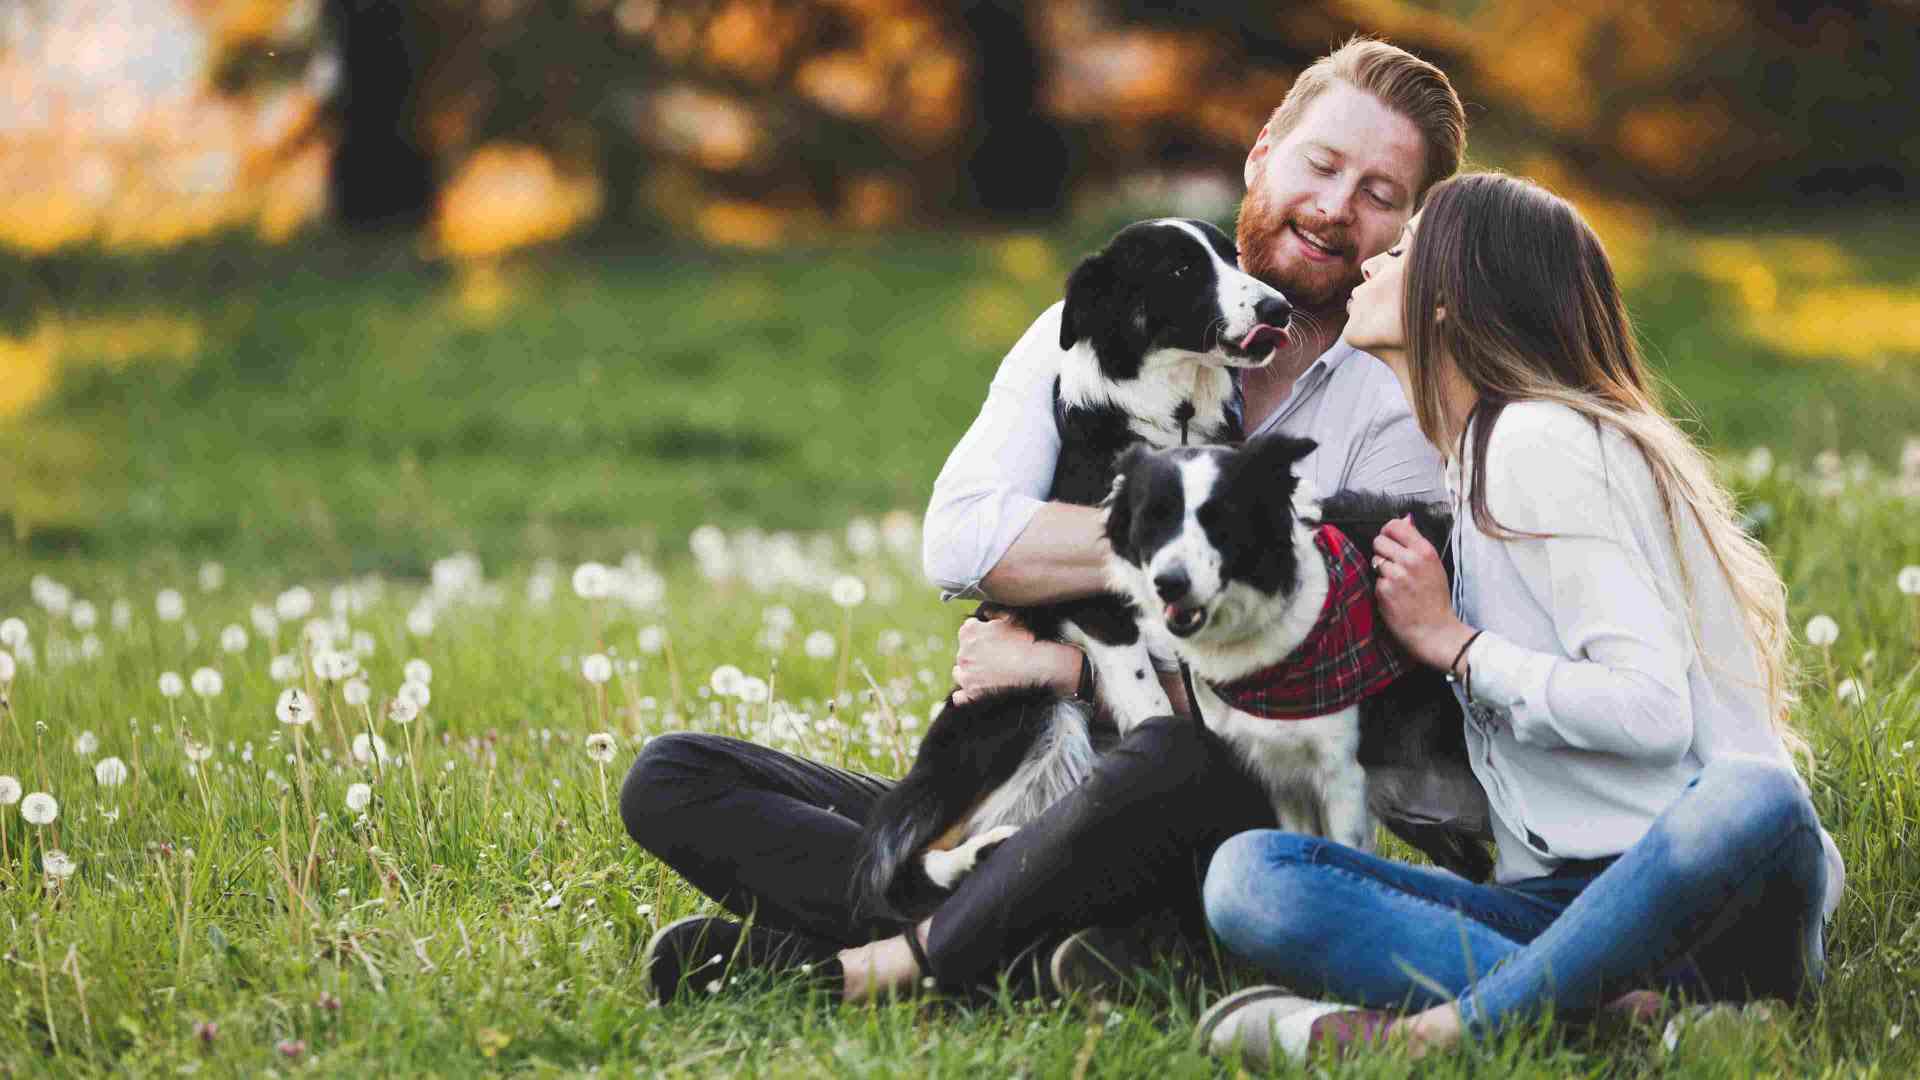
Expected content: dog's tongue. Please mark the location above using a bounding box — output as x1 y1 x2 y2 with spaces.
1239 324 1289 352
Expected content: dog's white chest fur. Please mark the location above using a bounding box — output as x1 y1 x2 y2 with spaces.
1196 688 1373 850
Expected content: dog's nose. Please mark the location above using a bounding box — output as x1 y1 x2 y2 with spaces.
1153 570 1190 602
1256 295 1293 327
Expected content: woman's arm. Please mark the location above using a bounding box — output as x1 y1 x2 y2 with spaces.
1376 414 1696 765
922 302 1106 605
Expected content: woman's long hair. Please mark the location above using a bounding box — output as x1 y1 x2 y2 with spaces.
1403 172 1802 755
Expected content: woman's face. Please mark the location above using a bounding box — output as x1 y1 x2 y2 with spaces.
1342 211 1418 369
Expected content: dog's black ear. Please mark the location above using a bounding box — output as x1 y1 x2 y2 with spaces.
1101 445 1149 561
1059 251 1115 350
1237 433 1318 485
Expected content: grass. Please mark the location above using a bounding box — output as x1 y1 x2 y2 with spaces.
0 216 1918 1074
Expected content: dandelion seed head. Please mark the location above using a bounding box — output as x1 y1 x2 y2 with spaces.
198 561 225 592
637 625 666 655
158 671 185 698
706 979 721 994
155 588 185 622
42 849 77 880
191 667 224 698
184 738 213 763
219 624 248 654
398 679 431 710
830 575 867 608
345 782 372 812
276 687 313 726
276 586 313 621
585 732 617 764
406 604 436 637
269 653 299 682
250 603 279 638
21 791 58 825
1804 615 1839 648
343 677 371 707
73 729 99 756
71 600 97 631
0 776 20 804
351 733 391 765
0 617 26 650
387 697 419 725
1899 566 1920 597
572 561 612 599
95 756 129 787
313 649 358 682
804 631 836 660
581 653 613 685
404 658 433 685
709 664 745 697
1838 678 1865 706
738 676 769 705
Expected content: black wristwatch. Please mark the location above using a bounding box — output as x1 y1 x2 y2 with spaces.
1075 649 1095 701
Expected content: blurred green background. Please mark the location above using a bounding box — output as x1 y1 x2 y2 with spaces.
3 0 1919 581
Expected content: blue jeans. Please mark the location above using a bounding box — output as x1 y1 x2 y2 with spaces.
1203 757 1829 1034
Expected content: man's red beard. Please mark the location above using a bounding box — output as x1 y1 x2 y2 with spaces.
1236 186 1362 312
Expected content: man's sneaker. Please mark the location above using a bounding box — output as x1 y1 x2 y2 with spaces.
643 915 844 1004
1048 925 1155 998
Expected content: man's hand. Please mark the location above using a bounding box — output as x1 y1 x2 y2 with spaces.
950 608 1084 706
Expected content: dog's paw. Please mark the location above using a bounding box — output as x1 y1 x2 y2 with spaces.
921 826 1020 889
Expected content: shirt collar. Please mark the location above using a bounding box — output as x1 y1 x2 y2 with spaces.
1233 338 1357 437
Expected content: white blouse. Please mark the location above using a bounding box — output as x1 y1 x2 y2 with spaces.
1450 401 1843 917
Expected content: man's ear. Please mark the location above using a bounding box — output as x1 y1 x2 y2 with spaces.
1060 252 1115 350
1101 446 1148 562
1244 121 1273 190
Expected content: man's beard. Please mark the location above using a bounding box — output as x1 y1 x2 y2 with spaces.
1236 186 1362 312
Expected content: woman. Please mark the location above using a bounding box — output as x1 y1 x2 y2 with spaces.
1194 172 1845 1064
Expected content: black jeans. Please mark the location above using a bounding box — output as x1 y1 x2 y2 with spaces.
620 715 1278 986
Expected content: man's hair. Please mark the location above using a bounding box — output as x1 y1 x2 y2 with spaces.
1268 36 1466 202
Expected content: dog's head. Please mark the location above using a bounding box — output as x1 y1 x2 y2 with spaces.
1058 218 1293 381
1102 434 1323 643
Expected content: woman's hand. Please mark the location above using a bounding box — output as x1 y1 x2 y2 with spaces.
951 608 1083 706
1372 515 1477 672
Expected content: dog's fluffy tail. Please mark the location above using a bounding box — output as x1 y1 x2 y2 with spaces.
850 687 1095 923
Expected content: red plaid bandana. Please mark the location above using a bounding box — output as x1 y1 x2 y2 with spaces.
1209 524 1412 720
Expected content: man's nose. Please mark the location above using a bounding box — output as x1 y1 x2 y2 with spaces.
1153 570 1190 602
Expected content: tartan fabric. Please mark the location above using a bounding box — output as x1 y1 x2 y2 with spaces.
1209 524 1412 720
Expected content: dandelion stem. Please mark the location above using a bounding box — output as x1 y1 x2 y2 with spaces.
834 606 854 711
662 629 685 719
405 718 429 857
596 761 609 820
34 919 59 1056
62 945 93 1052
176 853 193 993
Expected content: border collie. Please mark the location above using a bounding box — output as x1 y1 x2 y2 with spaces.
854 434 1494 920
1102 435 1489 871
850 218 1293 920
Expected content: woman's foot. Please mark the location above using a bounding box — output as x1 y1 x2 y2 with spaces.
1195 987 1402 1065
643 916 845 1003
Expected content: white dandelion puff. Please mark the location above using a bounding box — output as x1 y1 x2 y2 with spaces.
21 791 58 825
343 678 371 707
762 605 795 632
0 617 27 650
276 586 313 621
709 664 745 697
0 650 13 683
397 679 431 710
313 650 358 682
572 562 612 599
585 732 617 764
95 756 129 787
42 849 77 880
345 782 372 812
71 600 97 631
219 624 248 653
406 604 436 637
0 776 19 804
1804 615 1839 648
275 687 314 726
1837 678 1865 706
351 630 376 658
351 733 391 765
191 667 224 698
1898 566 1920 597
269 653 299 683
581 653 613 685
198 561 225 591
637 625 666 655
155 589 185 622
404 658 433 685
250 604 279 638
830 575 867 608
804 631 836 660
737 677 769 705
158 671 185 698
846 518 880 557
183 739 213 763
387 697 419 725
73 730 99 756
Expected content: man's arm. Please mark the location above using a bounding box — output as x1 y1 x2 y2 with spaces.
922 302 1109 607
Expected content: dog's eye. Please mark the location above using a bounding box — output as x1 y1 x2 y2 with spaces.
1171 264 1189 278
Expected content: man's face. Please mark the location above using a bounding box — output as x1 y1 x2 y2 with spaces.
1237 83 1427 312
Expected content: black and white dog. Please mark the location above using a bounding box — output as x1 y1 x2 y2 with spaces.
850 218 1293 920
1102 435 1490 873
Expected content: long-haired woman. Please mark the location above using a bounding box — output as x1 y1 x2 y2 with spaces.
1195 171 1845 1064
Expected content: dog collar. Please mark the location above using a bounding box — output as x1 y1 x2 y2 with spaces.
1208 524 1412 720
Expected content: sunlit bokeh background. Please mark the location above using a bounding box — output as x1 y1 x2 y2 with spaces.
3 0 1918 574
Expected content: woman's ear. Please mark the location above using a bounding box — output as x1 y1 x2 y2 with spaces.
1435 304 1447 324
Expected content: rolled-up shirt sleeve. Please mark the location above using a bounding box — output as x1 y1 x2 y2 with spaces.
921 303 1068 601
1463 418 1696 765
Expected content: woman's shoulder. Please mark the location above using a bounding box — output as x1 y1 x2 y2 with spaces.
1480 400 1608 475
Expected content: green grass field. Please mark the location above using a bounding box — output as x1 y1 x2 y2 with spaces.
2 217 1920 1074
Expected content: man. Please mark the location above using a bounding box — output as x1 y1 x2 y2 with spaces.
624 37 1467 1004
